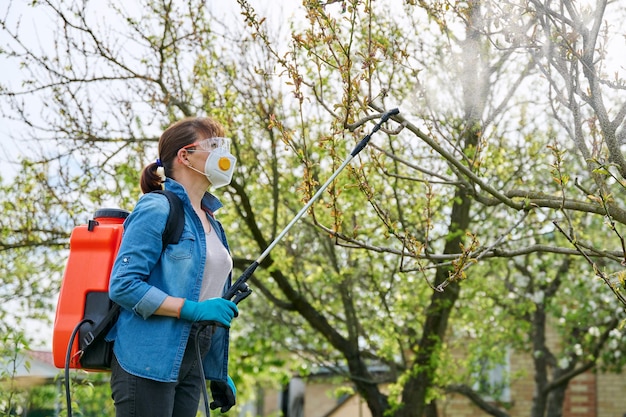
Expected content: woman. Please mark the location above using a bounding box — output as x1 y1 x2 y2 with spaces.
106 116 239 417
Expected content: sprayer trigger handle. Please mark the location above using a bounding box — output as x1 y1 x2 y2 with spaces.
233 287 252 305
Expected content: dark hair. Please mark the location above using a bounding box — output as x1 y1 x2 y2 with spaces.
140 117 225 193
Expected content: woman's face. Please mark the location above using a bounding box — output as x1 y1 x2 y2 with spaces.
178 137 237 189
181 137 237 188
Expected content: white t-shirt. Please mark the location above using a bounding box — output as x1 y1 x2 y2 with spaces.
199 228 232 300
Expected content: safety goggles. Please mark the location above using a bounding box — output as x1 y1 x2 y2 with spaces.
181 137 231 153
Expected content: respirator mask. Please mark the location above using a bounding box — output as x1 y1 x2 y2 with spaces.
183 137 237 189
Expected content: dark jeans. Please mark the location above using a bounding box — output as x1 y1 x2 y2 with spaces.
110 325 213 417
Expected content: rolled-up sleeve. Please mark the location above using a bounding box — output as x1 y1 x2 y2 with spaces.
133 286 169 319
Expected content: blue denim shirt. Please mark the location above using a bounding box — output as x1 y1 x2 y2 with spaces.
106 179 231 383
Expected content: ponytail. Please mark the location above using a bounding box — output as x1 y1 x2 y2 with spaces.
140 160 166 194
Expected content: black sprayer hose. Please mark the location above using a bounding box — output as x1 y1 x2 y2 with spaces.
195 322 215 416
65 318 94 417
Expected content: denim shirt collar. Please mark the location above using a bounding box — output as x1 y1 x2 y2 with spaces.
163 177 223 214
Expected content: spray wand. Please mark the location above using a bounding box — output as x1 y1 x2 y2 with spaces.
224 107 400 304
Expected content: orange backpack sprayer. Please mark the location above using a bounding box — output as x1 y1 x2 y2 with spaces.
52 208 129 370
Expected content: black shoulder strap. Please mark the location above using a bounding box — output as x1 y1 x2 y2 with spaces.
152 189 185 249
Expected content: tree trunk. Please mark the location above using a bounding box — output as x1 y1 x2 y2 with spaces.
399 189 470 417
530 304 549 417
545 384 567 417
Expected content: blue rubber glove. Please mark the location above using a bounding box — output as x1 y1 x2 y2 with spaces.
210 375 236 412
179 298 238 327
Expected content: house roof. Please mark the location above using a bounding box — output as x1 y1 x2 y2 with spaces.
1 350 61 388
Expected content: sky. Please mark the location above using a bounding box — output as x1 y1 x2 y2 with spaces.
0 0 304 180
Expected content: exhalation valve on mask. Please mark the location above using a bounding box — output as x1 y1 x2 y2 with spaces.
204 148 237 189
